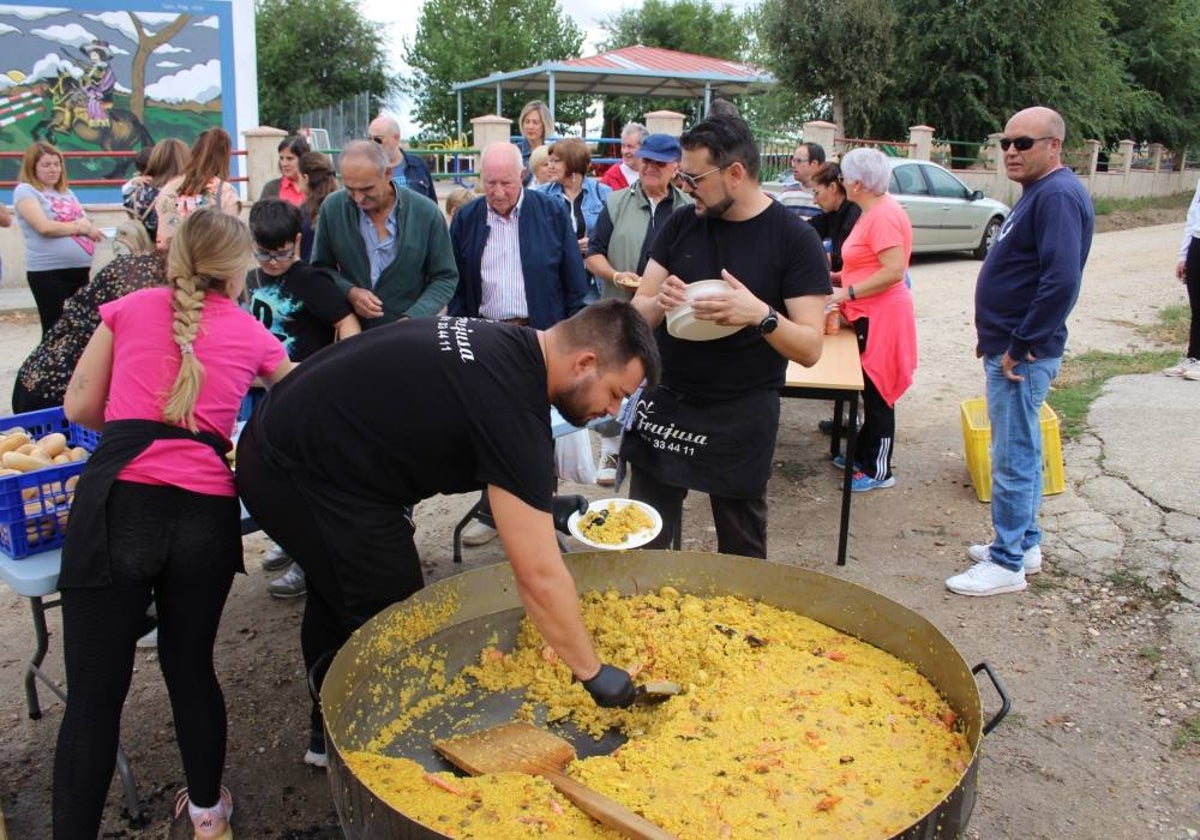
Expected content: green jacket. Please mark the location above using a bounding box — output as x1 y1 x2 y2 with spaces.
311 186 458 325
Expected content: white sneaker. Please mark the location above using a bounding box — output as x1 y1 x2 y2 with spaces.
461 520 498 546
261 542 291 571
267 564 307 599
1185 366 1200 382
967 542 1042 574
595 453 618 487
946 561 1027 597
1163 357 1199 377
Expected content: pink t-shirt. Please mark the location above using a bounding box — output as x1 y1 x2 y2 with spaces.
100 286 286 496
840 193 913 289
839 194 918 408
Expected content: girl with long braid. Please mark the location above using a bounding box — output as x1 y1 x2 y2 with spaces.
53 208 294 839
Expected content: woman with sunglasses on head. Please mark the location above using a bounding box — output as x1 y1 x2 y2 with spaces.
53 208 294 840
260 134 311 208
13 141 104 335
808 162 862 284
826 147 917 493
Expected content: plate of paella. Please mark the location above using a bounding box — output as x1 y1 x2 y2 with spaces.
567 498 662 550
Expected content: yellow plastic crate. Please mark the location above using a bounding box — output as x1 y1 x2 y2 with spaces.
961 397 1065 503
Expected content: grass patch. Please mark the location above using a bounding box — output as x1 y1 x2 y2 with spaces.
1138 646 1163 663
1050 349 1181 439
1091 192 1194 216
1173 714 1200 751
1136 303 1192 347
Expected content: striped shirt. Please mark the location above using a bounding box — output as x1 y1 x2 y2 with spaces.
478 190 528 321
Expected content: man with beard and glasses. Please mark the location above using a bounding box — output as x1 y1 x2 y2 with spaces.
236 300 660 766
624 115 831 558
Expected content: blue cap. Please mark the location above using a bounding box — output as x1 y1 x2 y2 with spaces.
634 134 682 163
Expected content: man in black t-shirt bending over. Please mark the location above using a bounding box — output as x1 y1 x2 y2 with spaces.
624 115 831 558
236 300 659 766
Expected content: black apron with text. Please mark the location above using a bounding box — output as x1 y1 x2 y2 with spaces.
620 385 780 500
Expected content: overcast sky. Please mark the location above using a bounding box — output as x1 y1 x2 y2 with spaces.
357 0 753 135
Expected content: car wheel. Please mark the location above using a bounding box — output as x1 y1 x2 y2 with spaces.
974 217 1002 260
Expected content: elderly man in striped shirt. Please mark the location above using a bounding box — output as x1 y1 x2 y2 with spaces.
449 141 590 544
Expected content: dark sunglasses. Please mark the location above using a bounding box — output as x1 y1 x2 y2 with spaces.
673 165 726 190
999 136 1054 152
253 246 294 263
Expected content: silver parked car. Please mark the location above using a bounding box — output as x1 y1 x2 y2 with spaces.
888 159 1009 259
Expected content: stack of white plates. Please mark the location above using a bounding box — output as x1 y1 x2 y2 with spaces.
665 279 743 342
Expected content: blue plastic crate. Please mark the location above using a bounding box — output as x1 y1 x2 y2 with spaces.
0 406 100 559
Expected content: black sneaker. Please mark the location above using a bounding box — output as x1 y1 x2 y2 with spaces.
304 728 328 768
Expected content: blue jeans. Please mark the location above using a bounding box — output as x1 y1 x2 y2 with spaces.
984 354 1061 571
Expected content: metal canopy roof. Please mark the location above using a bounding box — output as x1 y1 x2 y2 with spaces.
452 45 775 99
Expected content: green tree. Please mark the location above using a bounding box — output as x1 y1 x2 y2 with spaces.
403 0 585 140
1107 0 1200 149
871 0 1150 153
598 0 751 132
255 0 396 130
756 0 897 137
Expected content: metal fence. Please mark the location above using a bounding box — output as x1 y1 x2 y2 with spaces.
290 92 374 150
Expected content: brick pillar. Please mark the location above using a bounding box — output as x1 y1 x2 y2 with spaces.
802 120 837 156
644 110 685 137
907 125 934 161
242 126 288 202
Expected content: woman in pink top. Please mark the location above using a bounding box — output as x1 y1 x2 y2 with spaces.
55 208 293 840
827 147 918 493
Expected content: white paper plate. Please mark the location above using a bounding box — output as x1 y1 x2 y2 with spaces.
666 279 743 341
568 498 662 551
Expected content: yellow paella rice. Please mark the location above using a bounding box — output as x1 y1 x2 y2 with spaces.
352 588 971 839
579 501 653 545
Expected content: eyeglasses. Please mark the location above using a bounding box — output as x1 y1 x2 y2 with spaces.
253 247 294 263
791 156 810 165
369 135 385 144
673 165 726 190
999 136 1054 152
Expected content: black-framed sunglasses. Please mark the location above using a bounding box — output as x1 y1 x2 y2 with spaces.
673 164 727 190
253 246 295 263
999 136 1054 152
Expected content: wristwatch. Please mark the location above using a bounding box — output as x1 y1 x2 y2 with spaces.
758 306 779 335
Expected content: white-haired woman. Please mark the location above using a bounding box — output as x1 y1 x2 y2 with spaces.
827 147 917 492
54 208 293 838
599 121 648 190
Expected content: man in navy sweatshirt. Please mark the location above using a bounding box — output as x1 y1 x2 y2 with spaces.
948 106 1093 597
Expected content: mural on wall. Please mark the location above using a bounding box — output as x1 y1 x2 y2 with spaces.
0 2 232 186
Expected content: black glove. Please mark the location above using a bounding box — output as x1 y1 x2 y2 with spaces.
581 664 636 708
551 494 589 535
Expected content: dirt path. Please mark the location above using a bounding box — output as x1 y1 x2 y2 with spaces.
0 223 1196 838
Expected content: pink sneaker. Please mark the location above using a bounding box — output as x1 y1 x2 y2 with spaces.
173 786 233 839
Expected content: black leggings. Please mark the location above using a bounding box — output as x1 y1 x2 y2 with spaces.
52 482 240 839
27 266 89 336
852 317 896 481
1186 237 1199 359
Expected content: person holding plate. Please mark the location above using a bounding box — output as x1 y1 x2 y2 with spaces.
584 133 692 485
624 115 831 558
